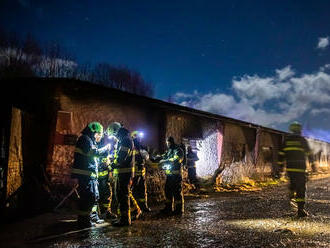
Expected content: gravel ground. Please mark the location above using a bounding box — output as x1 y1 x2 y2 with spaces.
1 175 329 248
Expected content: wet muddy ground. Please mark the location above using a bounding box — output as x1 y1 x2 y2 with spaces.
1 175 330 248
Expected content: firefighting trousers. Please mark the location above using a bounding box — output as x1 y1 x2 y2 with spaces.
288 171 306 209
113 173 131 222
165 175 184 213
77 178 99 217
98 177 112 213
188 167 198 186
132 175 149 209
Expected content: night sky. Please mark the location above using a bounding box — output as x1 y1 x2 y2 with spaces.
1 0 330 141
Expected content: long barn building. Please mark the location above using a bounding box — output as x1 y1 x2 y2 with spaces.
1 78 329 212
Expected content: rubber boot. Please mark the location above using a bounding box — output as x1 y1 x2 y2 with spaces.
112 212 131 227
173 203 184 216
160 202 172 215
142 205 152 212
100 205 117 221
90 210 105 224
289 191 297 210
78 215 95 228
297 203 308 218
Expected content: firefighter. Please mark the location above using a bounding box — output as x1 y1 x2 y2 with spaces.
106 122 134 226
186 145 200 190
278 121 314 217
159 136 185 216
71 122 110 227
131 131 152 213
95 136 118 221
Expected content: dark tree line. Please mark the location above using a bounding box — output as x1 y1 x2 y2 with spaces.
0 29 154 97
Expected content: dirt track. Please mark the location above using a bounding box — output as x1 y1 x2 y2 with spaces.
1 175 329 248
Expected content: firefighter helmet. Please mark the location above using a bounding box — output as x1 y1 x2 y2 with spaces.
167 136 175 144
88 122 103 134
289 121 302 134
131 130 144 139
106 122 122 136
131 131 139 139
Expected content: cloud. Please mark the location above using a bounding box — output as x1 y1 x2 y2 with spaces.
310 108 330 116
276 65 295 81
317 37 329 50
173 65 330 141
320 64 330 72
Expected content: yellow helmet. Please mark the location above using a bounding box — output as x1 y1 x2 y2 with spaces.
131 130 144 139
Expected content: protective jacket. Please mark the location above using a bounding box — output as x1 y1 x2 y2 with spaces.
161 144 184 176
187 150 199 169
133 138 146 176
278 134 313 173
72 128 108 180
112 128 134 175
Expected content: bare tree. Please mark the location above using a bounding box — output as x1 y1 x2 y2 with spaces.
0 30 154 97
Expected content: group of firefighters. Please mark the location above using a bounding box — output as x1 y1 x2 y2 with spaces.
71 120 313 228
71 121 200 228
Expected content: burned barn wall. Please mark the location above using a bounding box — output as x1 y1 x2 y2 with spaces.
307 138 330 172
165 112 203 144
221 124 255 164
6 107 23 198
47 90 163 187
194 120 223 178
217 123 257 184
165 112 222 178
256 131 282 179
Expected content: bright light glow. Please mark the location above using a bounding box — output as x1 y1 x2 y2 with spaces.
195 126 221 178
138 131 144 138
227 218 330 236
162 163 172 170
